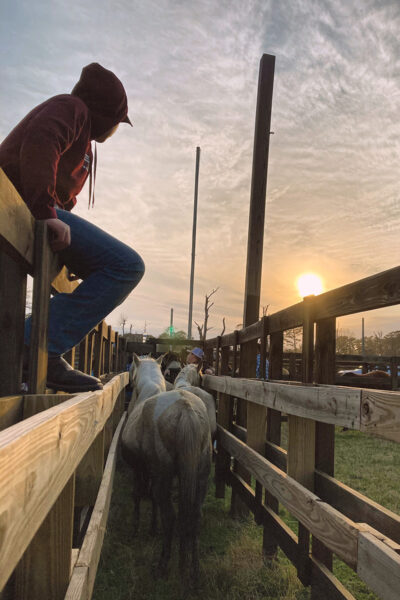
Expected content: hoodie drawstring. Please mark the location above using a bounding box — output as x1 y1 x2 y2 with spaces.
88 142 97 208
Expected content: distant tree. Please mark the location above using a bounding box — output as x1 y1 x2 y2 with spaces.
120 313 127 335
194 287 219 342
159 328 187 340
284 327 302 352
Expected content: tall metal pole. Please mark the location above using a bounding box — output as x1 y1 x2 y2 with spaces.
188 146 201 339
362 317 365 355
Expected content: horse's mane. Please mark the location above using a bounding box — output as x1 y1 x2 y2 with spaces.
174 364 200 389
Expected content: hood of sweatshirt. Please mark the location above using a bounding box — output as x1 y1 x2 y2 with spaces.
71 62 132 139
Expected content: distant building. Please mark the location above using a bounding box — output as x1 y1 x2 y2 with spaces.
123 333 144 343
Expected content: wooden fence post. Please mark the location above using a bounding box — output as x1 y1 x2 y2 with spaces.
287 295 315 585
0 253 27 396
263 328 283 557
28 221 54 393
113 334 119 372
79 335 89 374
15 475 75 600
215 344 232 498
93 321 105 378
311 317 336 597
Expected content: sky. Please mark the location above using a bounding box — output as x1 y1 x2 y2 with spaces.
1 0 400 339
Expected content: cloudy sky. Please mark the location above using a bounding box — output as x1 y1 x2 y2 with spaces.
1 0 400 339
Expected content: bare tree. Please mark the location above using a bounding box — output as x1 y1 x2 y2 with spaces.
261 304 269 318
120 314 127 336
194 287 219 342
220 317 226 337
284 327 302 352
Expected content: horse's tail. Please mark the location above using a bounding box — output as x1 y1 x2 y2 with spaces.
176 403 210 511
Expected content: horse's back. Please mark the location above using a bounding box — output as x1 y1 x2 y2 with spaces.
182 386 217 439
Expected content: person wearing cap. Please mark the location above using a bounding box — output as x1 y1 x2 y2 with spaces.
187 347 204 369
0 63 144 392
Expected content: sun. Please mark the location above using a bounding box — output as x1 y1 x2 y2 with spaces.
297 273 324 298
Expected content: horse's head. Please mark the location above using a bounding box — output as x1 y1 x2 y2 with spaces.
174 364 201 389
129 353 163 385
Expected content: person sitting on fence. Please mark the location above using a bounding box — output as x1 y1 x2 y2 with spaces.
0 63 145 392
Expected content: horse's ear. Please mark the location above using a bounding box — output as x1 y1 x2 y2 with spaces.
129 356 139 385
132 353 141 368
156 354 165 365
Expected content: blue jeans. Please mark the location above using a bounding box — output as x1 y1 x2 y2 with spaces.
25 208 145 356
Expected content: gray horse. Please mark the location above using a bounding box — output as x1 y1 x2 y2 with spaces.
121 355 212 581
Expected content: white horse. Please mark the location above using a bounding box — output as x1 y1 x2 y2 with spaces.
174 364 217 440
127 354 166 413
121 355 212 581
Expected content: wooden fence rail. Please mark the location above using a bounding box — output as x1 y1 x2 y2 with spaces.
202 269 400 600
0 169 130 599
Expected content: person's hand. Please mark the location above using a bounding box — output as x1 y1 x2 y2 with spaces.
44 218 71 252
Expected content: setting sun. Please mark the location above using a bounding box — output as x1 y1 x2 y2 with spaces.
297 273 324 298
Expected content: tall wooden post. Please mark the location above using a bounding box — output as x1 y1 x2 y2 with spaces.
233 54 275 518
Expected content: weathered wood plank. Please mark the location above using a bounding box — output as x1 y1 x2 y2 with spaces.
227 469 300 566
264 330 283 557
238 320 263 345
23 394 75 419
66 413 126 600
312 317 336 583
310 558 356 600
0 373 128 590
357 531 400 600
0 169 35 269
227 467 355 600
215 346 232 498
313 265 400 320
203 376 361 429
0 253 27 396
27 221 55 393
315 471 400 545
360 389 400 443
0 396 24 431
75 430 105 507
14 475 75 600
218 426 360 567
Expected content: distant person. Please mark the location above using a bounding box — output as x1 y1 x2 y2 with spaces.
256 342 269 379
187 347 204 370
0 63 145 392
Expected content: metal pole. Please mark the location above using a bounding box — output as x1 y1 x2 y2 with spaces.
188 146 201 339
170 307 173 351
362 317 365 356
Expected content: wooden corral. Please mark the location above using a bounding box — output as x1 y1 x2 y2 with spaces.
203 266 400 600
0 168 130 600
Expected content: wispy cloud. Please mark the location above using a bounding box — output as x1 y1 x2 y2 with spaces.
1 0 399 336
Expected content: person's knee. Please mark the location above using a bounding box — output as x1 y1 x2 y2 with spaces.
125 250 145 285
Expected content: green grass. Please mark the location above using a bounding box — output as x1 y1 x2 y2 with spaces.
93 460 309 600
92 429 400 600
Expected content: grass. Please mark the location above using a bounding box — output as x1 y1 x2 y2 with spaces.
92 428 400 600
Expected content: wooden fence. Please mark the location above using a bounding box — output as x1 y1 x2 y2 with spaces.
0 169 129 599
203 266 400 600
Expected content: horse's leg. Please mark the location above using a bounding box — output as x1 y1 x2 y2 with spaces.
132 474 141 535
190 452 211 583
153 471 175 578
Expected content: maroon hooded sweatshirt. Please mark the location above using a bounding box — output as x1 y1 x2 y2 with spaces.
0 63 131 220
